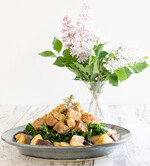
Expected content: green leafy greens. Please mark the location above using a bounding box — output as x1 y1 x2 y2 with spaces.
25 123 108 143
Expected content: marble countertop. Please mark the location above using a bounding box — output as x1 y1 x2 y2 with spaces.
0 105 150 166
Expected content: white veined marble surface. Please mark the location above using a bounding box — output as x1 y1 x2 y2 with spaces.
0 105 150 166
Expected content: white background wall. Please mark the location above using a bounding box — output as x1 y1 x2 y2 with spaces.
0 0 150 105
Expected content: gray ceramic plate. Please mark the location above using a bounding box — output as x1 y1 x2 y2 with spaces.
1 123 131 160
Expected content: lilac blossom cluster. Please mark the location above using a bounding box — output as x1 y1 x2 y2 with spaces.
104 42 146 73
62 4 96 63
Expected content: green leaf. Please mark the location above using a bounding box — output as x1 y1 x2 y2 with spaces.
94 43 104 56
39 51 56 57
85 64 93 75
62 49 70 58
130 61 149 73
25 123 39 137
62 49 77 66
40 124 50 134
90 73 98 81
124 67 132 78
114 67 132 82
68 64 89 81
108 74 118 86
89 55 96 64
93 59 99 74
114 68 127 82
72 62 92 78
53 37 62 53
73 62 86 72
67 65 83 80
97 51 108 60
53 57 65 67
74 76 81 80
144 56 149 59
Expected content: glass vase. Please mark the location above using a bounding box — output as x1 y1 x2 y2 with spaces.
84 81 105 120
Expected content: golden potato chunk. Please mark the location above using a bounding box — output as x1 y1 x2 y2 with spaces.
53 121 70 133
53 142 61 146
74 120 88 132
30 134 43 145
94 134 113 145
17 134 26 144
91 135 101 144
60 142 70 146
15 133 26 142
107 129 116 136
114 130 117 134
70 135 85 144
70 142 84 146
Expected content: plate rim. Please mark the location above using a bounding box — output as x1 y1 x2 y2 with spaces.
1 122 131 149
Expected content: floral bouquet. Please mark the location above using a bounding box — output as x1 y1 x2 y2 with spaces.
39 4 149 119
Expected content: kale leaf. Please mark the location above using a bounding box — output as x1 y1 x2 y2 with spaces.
25 123 39 137
88 123 108 136
25 123 108 143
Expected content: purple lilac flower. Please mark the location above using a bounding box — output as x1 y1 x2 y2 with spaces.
61 4 96 63
62 16 76 49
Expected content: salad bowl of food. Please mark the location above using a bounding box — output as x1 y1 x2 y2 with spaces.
1 95 131 160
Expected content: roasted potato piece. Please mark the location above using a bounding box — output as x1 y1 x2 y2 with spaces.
59 142 70 146
36 139 53 146
17 134 26 144
30 134 43 145
107 129 116 136
70 135 85 144
53 142 61 146
94 134 113 144
70 142 84 146
114 130 117 134
91 135 101 144
13 131 26 141
15 133 26 142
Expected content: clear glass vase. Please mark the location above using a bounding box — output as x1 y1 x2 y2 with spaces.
84 81 105 120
